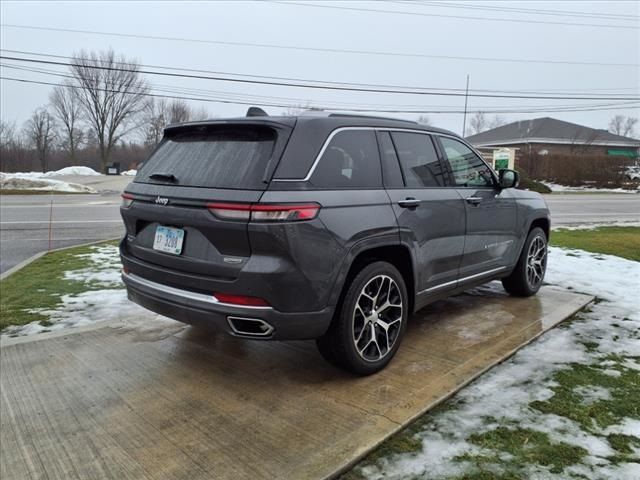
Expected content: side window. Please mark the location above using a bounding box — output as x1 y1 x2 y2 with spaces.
439 137 495 188
311 130 382 188
390 132 445 187
377 131 404 188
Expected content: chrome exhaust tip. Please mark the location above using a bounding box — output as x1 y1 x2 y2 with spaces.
227 316 274 338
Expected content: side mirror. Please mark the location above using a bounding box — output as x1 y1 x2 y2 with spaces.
499 169 519 189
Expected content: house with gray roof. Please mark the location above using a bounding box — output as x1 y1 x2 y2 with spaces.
466 117 640 158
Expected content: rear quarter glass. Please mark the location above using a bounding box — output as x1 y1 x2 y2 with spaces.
135 126 277 190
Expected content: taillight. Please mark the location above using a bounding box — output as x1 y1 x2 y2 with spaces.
121 193 134 208
250 203 320 222
207 202 252 221
206 202 320 222
214 292 270 307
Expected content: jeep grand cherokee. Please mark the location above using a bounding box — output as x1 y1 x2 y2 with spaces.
120 111 550 375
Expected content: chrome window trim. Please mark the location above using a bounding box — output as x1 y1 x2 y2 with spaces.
272 126 449 183
418 266 508 295
123 272 273 310
433 133 499 186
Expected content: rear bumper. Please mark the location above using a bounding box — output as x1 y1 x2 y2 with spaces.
122 272 334 340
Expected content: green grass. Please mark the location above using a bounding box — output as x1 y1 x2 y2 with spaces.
550 226 640 261
460 427 588 475
0 240 118 332
530 356 640 434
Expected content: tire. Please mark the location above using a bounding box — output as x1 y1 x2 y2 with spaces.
502 227 548 297
316 261 408 375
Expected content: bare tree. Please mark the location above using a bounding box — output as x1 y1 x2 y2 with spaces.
168 99 193 123
143 98 168 147
468 111 487 135
191 105 211 121
489 115 508 129
143 98 201 146
68 49 149 172
417 115 431 126
0 120 17 150
609 115 638 138
50 82 84 162
24 108 57 172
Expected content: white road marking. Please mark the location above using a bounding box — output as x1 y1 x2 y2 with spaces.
0 203 118 208
552 213 640 216
1 220 122 225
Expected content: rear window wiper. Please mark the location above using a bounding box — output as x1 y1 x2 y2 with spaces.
149 172 178 183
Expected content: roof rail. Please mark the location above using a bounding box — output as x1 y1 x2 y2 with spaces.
299 110 331 117
328 113 418 124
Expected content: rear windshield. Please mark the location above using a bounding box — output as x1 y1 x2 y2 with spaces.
135 127 277 189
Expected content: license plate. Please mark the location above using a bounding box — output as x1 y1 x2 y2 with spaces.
153 226 185 255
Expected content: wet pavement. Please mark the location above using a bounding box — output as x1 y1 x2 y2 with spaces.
0 285 592 480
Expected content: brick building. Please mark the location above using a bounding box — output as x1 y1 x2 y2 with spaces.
466 117 640 158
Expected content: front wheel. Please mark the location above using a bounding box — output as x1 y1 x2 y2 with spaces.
316 261 408 375
502 227 548 297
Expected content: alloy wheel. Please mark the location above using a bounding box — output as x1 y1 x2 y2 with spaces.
526 235 547 288
352 275 403 362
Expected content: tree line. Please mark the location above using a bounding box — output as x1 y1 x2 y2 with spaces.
1 48 638 173
1 49 210 173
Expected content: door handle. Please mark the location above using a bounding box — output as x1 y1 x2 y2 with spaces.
398 198 421 208
465 196 483 205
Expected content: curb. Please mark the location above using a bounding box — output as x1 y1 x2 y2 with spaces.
0 237 121 281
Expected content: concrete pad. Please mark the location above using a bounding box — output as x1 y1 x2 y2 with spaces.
0 285 592 480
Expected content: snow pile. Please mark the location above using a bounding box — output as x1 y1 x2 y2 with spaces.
121 169 137 176
357 248 640 480
542 181 638 194
0 172 97 193
552 221 640 231
43 166 101 176
1 244 148 337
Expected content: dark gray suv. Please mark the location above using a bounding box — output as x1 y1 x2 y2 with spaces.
120 112 550 375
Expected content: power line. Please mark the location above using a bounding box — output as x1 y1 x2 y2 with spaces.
274 1 639 29
395 1 640 21
1 24 638 68
3 48 638 97
3 54 639 102
3 75 639 115
5 61 636 113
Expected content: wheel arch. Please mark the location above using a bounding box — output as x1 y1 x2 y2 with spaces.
329 241 416 314
529 216 550 239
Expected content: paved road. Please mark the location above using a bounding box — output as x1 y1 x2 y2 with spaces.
1 191 639 274
0 193 124 273
544 193 640 226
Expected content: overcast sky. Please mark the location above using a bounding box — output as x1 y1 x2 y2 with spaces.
1 0 638 136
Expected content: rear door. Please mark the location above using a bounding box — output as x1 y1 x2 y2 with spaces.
120 122 291 282
436 135 519 279
380 130 466 297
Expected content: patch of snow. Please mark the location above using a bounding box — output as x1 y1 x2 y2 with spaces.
356 247 640 479
1 244 147 337
6 289 147 336
121 169 137 176
43 166 101 176
552 221 640 231
541 181 638 194
573 385 612 405
0 173 97 193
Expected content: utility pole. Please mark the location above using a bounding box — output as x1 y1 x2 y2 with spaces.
462 74 469 137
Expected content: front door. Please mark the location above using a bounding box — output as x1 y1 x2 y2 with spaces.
379 131 466 296
436 136 519 281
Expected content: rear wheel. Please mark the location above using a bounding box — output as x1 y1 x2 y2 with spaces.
502 227 547 297
316 261 408 375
